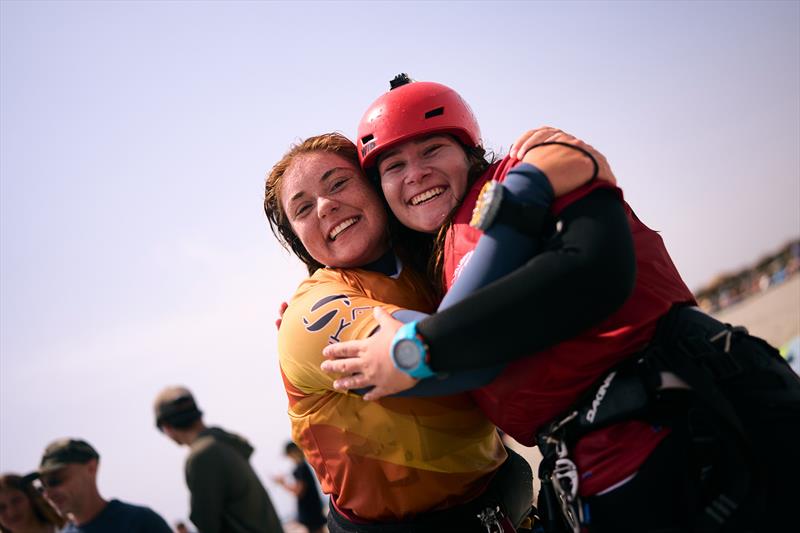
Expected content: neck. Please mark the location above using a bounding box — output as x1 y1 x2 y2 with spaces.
362 249 399 276
73 492 108 526
183 423 208 445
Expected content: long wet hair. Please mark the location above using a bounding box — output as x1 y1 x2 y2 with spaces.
0 473 66 532
430 143 494 293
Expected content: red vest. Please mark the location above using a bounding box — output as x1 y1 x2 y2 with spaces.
444 157 696 495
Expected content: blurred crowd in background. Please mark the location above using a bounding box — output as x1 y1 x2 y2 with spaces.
696 238 800 313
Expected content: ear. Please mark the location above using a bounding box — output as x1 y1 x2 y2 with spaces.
86 458 99 477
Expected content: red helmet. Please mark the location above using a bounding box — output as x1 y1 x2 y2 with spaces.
357 75 482 170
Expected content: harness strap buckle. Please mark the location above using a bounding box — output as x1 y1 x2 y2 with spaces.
476 505 504 533
553 458 579 502
549 448 582 533
677 332 743 381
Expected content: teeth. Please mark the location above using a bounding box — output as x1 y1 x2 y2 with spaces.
329 217 358 240
411 187 445 206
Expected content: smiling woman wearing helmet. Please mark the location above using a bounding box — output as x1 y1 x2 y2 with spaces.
322 75 800 532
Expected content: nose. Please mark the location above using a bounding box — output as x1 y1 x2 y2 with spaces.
316 195 339 219
403 156 430 184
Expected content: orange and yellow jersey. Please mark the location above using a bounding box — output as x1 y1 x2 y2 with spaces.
278 265 506 522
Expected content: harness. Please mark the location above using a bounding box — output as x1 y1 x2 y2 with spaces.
534 306 762 533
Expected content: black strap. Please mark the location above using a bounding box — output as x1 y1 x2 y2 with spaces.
649 341 754 532
537 306 758 532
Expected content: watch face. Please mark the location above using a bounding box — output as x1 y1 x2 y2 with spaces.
469 180 502 231
394 339 421 370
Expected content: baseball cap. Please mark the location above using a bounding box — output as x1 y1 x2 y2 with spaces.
154 386 203 430
38 438 99 474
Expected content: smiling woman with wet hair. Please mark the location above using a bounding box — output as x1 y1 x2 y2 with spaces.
264 132 516 532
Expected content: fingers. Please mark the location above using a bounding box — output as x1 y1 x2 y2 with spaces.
363 387 390 401
333 374 370 391
509 129 534 160
320 357 364 375
510 126 560 160
372 306 404 335
373 305 394 324
373 305 387 320
322 340 362 360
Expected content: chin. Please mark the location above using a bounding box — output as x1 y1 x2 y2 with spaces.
407 210 449 233
413 218 444 233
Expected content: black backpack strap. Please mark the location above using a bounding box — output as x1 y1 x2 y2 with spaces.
648 312 757 532
536 305 761 532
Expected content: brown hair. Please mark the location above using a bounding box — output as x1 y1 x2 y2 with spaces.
424 144 493 294
264 133 362 275
0 473 66 532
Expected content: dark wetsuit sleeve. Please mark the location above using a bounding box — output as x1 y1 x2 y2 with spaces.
377 164 555 396
440 163 552 309
353 310 504 397
418 188 636 373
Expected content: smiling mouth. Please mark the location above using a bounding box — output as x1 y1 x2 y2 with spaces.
329 217 359 240
410 187 445 206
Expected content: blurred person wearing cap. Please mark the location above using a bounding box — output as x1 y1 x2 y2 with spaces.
35 438 171 532
154 386 284 533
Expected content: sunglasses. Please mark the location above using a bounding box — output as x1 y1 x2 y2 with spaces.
40 473 67 488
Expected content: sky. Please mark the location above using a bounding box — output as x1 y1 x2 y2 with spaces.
1 0 798 526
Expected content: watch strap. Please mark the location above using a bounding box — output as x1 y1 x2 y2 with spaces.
390 321 435 379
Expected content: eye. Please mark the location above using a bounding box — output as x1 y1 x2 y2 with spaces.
423 144 443 156
294 203 312 218
330 176 349 192
381 160 403 174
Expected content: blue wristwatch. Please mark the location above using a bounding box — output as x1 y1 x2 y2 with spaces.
391 321 435 379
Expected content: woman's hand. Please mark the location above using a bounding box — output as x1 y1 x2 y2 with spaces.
510 126 616 196
321 307 418 400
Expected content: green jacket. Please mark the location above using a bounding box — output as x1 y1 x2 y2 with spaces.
186 427 284 533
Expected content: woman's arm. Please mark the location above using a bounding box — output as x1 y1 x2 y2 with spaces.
321 130 629 398
322 191 635 398
422 188 635 372
322 162 558 398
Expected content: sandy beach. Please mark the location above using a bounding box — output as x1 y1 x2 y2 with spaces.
713 273 800 348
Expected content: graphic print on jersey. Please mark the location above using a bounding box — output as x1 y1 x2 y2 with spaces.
302 294 372 343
